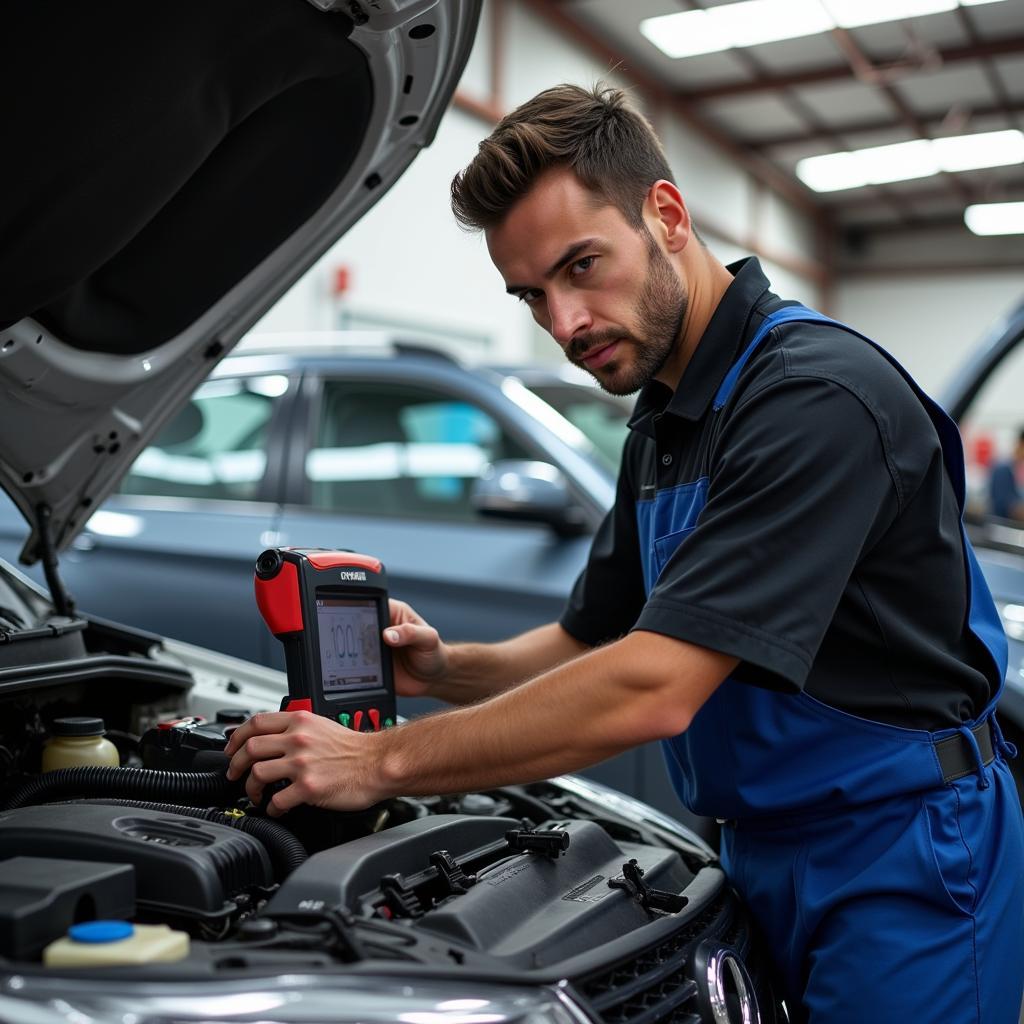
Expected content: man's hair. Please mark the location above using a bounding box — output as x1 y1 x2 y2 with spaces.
450 83 674 232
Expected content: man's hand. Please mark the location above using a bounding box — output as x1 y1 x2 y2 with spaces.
383 599 450 698
224 711 384 816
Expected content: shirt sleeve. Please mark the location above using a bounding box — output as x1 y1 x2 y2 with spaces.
560 434 648 647
632 374 900 691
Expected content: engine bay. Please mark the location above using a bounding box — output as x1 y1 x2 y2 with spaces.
0 679 717 974
0 569 779 1024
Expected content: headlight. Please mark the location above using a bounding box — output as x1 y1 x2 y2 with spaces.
0 976 587 1024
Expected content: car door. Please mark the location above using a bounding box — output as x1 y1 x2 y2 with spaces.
52 372 297 664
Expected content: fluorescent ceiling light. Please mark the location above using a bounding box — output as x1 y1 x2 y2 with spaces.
640 0 1006 59
964 202 1024 236
712 0 834 49
823 0 957 29
796 130 1024 192
932 130 1024 172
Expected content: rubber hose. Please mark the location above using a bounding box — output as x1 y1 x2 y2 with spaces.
70 798 308 880
4 765 237 811
497 785 556 824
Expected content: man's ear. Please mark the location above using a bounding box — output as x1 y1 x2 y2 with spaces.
644 180 691 254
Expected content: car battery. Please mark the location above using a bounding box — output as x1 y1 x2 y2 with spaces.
140 710 250 772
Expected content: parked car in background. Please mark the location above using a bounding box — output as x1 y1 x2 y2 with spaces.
943 296 1024 795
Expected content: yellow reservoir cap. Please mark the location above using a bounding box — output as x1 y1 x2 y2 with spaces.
43 923 190 966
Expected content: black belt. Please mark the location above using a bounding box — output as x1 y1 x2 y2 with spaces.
935 719 996 783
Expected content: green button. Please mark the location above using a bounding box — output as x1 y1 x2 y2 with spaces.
338 713 352 728
384 717 394 729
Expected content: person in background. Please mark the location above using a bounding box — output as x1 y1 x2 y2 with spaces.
990 428 1024 520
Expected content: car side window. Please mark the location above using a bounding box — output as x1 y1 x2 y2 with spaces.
306 380 531 521
121 375 288 501
961 343 1024 523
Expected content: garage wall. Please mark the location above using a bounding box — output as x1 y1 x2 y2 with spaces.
835 271 1024 395
256 1 826 363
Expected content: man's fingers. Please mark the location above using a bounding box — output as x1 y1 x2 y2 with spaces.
244 756 293 804
266 781 308 818
226 730 291 780
224 711 292 757
383 622 439 650
387 598 423 627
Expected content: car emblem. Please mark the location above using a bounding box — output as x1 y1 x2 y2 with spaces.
694 941 759 1024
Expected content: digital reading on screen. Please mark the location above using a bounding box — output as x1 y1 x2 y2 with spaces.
316 597 382 693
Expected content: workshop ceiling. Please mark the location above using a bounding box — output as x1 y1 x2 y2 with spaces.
544 0 1024 260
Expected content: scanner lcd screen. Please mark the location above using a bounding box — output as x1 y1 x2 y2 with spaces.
316 597 382 693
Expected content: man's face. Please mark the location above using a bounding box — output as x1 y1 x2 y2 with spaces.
486 168 688 396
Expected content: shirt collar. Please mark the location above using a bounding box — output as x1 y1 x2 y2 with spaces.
628 257 775 437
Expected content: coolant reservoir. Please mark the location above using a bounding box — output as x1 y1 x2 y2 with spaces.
43 921 190 966
42 717 119 772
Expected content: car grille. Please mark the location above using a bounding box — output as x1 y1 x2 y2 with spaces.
572 889 755 1024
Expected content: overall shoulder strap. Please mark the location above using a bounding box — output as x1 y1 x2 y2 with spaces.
713 305 838 411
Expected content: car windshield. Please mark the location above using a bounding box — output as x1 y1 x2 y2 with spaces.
526 383 631 474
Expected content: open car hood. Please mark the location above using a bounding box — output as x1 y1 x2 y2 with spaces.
0 0 479 565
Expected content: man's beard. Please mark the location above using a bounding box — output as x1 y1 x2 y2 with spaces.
566 232 687 396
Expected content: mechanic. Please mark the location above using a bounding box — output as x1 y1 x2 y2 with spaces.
226 84 1024 1021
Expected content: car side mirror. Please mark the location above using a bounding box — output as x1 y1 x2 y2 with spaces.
471 460 588 537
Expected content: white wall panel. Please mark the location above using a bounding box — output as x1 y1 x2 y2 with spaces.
502 2 633 110
759 261 821 308
659 118 753 247
835 274 1024 395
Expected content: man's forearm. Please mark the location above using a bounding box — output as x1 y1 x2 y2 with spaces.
375 630 737 799
430 622 590 705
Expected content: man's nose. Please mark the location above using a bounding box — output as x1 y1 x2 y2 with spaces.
548 293 591 348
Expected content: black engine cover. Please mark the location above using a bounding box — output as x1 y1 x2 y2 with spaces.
0 804 272 915
266 814 694 968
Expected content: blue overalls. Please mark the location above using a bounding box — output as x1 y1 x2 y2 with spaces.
637 307 1024 1022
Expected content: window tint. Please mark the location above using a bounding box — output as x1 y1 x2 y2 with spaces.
307 381 531 521
961 342 1024 522
121 375 287 500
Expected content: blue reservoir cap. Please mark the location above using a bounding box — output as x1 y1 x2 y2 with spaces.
68 921 134 944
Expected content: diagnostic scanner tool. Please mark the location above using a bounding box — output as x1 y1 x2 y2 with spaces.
254 548 396 732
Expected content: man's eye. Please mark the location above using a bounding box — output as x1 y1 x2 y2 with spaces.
518 289 542 305
570 256 596 276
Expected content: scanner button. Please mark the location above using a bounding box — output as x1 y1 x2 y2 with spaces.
338 713 352 729
384 717 394 729
368 708 381 731
353 710 364 733
285 698 312 713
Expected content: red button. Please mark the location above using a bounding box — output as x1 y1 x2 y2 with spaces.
368 708 381 731
353 710 364 732
285 698 312 713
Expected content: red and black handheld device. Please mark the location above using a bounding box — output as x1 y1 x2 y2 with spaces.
254 548 396 733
